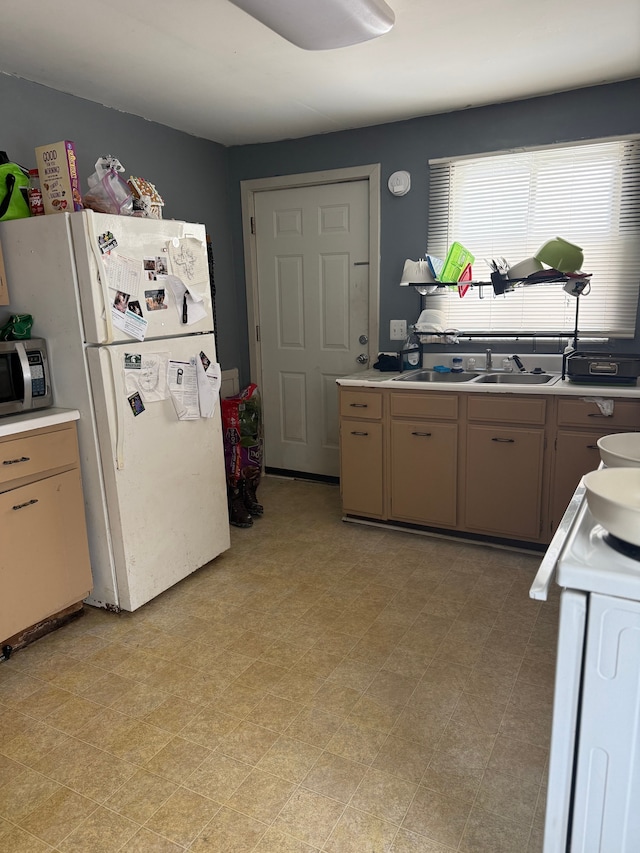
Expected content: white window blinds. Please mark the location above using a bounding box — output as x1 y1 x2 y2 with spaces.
427 139 640 338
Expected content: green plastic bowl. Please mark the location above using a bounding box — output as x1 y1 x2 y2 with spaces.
535 237 584 273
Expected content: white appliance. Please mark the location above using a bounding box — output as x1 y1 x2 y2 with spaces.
0 211 230 611
530 479 640 852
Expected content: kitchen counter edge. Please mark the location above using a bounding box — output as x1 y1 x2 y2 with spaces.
0 408 81 438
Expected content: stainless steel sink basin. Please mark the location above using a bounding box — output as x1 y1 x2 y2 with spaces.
474 373 557 385
393 370 480 383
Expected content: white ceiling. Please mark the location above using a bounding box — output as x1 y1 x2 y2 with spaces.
1 0 639 147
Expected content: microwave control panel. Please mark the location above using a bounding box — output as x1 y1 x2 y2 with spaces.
28 351 47 397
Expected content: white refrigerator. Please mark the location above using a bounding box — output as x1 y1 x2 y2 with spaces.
0 210 230 612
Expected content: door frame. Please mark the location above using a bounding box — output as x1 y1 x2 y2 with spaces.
240 163 381 386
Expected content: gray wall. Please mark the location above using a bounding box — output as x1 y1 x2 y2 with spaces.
2 73 639 386
0 73 242 371
228 79 640 380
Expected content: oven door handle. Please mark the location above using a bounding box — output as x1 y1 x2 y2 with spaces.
15 341 32 411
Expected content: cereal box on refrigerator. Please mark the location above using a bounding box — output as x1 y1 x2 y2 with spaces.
34 141 83 214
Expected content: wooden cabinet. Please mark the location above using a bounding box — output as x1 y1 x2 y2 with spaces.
550 396 640 530
465 424 545 540
389 392 458 526
0 420 92 648
465 395 547 540
338 383 640 547
339 389 384 517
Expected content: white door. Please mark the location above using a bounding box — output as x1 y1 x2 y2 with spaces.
254 180 370 477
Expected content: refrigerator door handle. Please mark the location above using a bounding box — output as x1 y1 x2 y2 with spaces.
106 347 126 469
15 341 32 410
85 210 115 344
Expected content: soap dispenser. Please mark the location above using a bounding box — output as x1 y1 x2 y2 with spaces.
400 328 421 371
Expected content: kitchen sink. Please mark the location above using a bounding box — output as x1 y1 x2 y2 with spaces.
474 373 557 385
393 370 480 383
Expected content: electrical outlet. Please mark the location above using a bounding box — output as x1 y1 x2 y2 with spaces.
390 320 407 340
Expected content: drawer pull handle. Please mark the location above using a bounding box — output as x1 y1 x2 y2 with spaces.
12 498 39 511
350 403 368 408
492 437 515 443
587 413 611 418
351 431 369 436
3 456 30 466
412 431 432 437
587 444 599 450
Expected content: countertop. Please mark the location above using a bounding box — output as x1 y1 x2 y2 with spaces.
0 408 80 438
337 361 640 398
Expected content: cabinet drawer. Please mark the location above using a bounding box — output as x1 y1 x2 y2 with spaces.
0 425 79 488
467 395 547 425
390 392 458 420
556 397 640 430
1 468 92 642
340 389 382 420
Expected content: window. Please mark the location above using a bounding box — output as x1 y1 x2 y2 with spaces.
427 138 640 338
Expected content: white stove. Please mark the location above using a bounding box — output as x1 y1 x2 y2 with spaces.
531 480 640 853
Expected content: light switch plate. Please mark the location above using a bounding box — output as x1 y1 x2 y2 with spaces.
390 320 407 340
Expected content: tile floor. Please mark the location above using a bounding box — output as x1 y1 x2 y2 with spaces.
0 476 559 852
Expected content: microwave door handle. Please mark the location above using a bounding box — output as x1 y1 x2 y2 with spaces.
15 341 32 410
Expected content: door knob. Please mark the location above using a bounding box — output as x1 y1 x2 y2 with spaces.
357 353 369 364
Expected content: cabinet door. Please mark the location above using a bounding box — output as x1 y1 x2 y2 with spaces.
0 469 92 642
340 419 384 517
390 420 457 526
551 430 608 531
465 424 544 540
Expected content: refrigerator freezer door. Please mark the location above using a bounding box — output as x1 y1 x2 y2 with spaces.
86 333 230 611
70 211 213 344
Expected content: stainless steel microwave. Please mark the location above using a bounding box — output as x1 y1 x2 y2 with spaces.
0 338 53 416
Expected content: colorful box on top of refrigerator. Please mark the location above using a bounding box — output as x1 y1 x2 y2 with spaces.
34 141 83 214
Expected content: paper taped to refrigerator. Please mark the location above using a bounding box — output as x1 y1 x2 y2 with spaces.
103 253 143 297
111 298 148 342
168 237 208 295
166 274 207 326
168 358 200 420
196 353 221 418
124 352 170 402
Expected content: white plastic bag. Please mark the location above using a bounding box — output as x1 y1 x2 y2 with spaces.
84 156 133 215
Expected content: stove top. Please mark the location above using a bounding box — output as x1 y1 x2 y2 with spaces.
556 497 640 600
603 532 640 562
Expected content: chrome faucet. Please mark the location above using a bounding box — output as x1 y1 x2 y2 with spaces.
485 348 492 371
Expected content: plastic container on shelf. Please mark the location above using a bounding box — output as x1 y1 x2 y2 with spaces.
440 242 475 283
27 169 44 216
451 356 464 373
